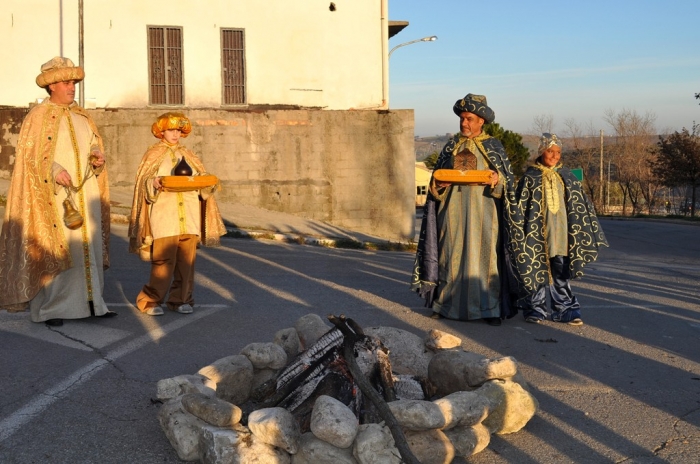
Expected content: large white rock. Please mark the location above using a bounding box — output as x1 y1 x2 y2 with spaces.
198 354 254 405
181 392 242 427
248 407 301 454
387 399 445 431
404 429 455 464
443 423 491 457
251 368 278 394
464 356 518 387
477 379 539 434
199 426 241 464
156 374 216 400
433 390 490 429
241 342 288 370
294 314 331 349
310 395 359 449
364 326 432 378
292 432 358 464
200 425 291 464
424 329 462 351
274 327 301 364
427 350 487 396
158 396 208 461
352 423 401 464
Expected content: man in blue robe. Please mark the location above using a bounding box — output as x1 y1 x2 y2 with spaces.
411 94 517 325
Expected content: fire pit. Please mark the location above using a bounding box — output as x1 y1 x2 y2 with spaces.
156 314 538 463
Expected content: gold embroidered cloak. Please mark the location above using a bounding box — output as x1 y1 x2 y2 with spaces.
0 100 110 311
128 142 227 255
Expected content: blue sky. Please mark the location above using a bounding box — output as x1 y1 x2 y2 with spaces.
388 0 700 137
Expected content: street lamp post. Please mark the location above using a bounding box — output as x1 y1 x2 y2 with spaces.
389 36 437 59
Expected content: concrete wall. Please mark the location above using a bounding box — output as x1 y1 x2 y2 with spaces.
1 0 388 110
1 107 415 241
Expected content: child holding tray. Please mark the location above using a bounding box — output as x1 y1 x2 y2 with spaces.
128 112 226 316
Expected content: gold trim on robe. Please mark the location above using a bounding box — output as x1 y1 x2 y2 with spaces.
0 100 110 310
128 142 227 257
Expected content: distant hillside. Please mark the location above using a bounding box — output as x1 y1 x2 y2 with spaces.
414 135 452 161
415 133 599 162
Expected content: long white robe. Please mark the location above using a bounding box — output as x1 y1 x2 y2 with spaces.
30 108 109 322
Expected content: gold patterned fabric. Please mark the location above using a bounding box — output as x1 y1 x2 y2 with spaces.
35 56 84 88
129 142 227 256
151 112 192 139
536 162 564 214
0 100 110 311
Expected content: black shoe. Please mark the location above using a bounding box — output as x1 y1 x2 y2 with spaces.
45 319 63 327
429 312 444 319
97 311 118 318
484 317 502 326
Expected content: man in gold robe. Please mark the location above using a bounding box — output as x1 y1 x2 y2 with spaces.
0 57 114 326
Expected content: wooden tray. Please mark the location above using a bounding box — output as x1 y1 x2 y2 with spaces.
160 175 219 192
433 169 492 184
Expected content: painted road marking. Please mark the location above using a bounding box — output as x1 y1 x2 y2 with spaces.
0 306 225 443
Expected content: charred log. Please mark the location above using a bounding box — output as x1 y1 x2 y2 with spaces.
248 314 420 463
328 314 420 464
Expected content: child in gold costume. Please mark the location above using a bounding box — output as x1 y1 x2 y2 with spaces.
129 112 226 316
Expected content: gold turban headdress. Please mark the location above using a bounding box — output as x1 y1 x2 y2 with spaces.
36 57 85 88
151 112 192 139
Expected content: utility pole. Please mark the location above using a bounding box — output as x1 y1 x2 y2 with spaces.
607 160 611 213
59 0 63 56
78 0 84 107
600 130 604 208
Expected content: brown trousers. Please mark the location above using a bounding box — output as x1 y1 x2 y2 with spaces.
136 234 197 312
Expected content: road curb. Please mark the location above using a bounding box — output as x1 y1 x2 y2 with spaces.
110 213 416 252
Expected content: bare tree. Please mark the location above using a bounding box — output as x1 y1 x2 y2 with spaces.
603 109 658 215
561 118 604 210
653 125 700 217
530 114 555 136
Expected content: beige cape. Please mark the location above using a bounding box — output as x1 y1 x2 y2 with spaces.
128 142 227 255
0 100 110 310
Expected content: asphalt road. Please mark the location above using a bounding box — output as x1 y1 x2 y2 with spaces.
0 218 699 463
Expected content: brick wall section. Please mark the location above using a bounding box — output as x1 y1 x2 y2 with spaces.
0 107 29 174
0 108 415 241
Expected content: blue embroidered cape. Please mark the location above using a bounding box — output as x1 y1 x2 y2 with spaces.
510 164 608 293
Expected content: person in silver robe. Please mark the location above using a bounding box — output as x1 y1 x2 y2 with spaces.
411 94 517 325
511 133 608 325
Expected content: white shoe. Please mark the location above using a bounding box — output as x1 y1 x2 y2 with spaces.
177 304 193 314
146 306 164 316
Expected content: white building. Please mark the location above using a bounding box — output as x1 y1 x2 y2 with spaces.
0 0 417 241
1 0 398 110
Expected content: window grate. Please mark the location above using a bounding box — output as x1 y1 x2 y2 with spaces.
148 26 183 105
221 29 246 105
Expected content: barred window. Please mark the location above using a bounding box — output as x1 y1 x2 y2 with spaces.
148 26 184 105
221 28 246 105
